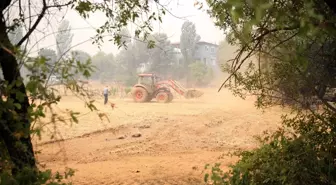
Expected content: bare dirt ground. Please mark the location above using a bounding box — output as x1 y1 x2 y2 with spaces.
34 88 284 185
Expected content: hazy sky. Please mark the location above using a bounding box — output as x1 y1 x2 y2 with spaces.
26 0 224 57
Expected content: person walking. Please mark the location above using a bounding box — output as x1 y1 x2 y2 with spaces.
103 86 109 105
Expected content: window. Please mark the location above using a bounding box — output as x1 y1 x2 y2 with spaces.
211 47 215 53
205 45 209 51
178 58 182 65
140 76 153 85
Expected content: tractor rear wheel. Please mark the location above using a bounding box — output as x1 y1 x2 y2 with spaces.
132 87 149 103
156 92 170 103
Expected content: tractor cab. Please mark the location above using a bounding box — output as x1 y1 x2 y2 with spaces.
137 73 160 86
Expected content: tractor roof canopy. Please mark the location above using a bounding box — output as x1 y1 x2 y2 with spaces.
138 73 156 77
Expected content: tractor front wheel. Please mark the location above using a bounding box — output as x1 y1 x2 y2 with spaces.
132 87 149 103
156 92 170 103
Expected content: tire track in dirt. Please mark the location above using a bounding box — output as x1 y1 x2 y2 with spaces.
36 93 284 185
40 107 272 165
71 116 194 164
39 115 192 165
77 176 203 185
119 177 203 185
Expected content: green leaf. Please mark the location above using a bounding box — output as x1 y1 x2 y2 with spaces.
15 91 25 102
70 111 80 123
14 103 22 110
204 173 209 182
147 40 155 49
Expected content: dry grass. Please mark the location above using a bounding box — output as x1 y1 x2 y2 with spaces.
34 87 285 184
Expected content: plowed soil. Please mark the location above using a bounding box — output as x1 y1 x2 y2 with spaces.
34 88 284 184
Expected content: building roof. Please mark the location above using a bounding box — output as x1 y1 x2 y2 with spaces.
171 41 219 47
197 41 219 46
138 73 156 77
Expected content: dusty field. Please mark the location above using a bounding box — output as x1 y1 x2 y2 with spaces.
34 88 285 185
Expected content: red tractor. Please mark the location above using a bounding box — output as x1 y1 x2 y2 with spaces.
131 73 203 103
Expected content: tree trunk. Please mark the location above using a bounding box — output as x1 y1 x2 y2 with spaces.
324 0 336 14
0 0 36 176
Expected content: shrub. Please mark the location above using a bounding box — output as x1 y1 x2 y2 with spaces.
188 61 214 86
124 87 132 95
205 110 336 185
110 87 118 97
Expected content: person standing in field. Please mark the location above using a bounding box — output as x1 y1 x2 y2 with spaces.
103 85 109 105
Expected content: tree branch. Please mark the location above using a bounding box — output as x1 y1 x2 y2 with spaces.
16 0 47 47
218 25 300 92
16 0 73 47
254 25 299 42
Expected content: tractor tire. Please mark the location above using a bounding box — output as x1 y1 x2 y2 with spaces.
167 92 173 103
156 91 170 103
132 87 149 103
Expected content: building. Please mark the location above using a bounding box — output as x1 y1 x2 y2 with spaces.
137 47 184 73
171 41 219 66
171 41 221 76
171 47 183 65
137 41 221 74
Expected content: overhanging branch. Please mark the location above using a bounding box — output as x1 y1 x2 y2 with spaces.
218 25 300 92
16 0 47 47
16 0 74 47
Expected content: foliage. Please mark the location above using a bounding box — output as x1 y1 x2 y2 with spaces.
205 110 336 185
0 52 95 184
124 87 132 95
114 30 147 82
124 74 138 87
147 33 175 77
115 44 141 78
132 39 151 68
109 87 118 97
111 28 184 83
203 0 336 184
118 28 132 48
170 63 185 80
56 20 73 60
188 61 214 86
1 167 75 185
38 49 57 66
71 50 91 64
179 21 201 81
90 51 115 81
216 41 238 74
207 0 336 107
114 31 181 82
